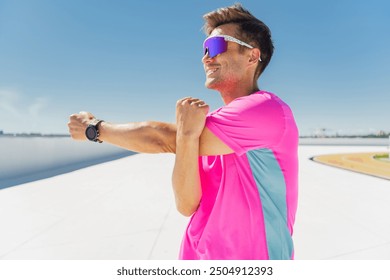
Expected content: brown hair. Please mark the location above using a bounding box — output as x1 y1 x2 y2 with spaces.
203 3 274 79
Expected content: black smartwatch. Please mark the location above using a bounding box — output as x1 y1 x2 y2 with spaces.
85 119 104 143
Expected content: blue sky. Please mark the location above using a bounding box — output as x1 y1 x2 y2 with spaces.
1 0 389 136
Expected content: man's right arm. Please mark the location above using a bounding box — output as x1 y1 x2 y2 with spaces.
68 112 177 154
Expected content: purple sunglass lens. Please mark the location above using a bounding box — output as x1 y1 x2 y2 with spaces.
203 37 227 58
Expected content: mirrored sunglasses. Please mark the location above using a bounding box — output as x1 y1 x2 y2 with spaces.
203 35 262 61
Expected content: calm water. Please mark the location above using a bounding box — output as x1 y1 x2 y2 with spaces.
0 137 134 189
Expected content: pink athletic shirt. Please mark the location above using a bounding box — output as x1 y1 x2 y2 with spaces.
179 90 299 260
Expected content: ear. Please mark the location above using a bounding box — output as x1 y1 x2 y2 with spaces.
248 48 261 65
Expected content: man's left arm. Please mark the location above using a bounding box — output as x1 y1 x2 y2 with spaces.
172 98 233 217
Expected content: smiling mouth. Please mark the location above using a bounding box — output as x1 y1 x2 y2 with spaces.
206 68 218 75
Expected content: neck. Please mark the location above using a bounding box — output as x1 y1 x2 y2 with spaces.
219 81 259 104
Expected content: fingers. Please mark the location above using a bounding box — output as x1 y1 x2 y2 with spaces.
190 100 206 107
79 111 95 119
176 97 209 117
175 98 210 124
189 99 209 112
176 97 193 106
68 112 95 124
68 111 95 141
177 97 208 107
175 97 209 138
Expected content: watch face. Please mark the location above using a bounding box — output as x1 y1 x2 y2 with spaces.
86 126 97 140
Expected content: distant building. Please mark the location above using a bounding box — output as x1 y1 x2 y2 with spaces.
0 130 3 135
378 130 386 137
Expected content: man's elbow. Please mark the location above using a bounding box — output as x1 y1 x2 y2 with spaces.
142 121 176 154
176 201 199 217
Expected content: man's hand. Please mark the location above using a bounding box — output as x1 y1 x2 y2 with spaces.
68 111 96 140
176 97 209 139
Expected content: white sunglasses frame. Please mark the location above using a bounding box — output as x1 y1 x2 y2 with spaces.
203 34 262 62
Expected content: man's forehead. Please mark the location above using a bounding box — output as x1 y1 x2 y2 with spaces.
209 23 238 37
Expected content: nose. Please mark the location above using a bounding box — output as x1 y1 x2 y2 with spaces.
202 51 214 64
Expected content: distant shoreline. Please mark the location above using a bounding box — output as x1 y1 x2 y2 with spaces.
1 134 389 145
0 134 69 138
299 137 389 146
1 134 388 147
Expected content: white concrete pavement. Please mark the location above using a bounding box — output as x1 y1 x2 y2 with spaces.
0 145 389 260
294 145 390 259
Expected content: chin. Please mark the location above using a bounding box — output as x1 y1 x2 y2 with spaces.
205 78 219 90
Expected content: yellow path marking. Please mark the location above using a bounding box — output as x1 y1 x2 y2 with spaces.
312 152 390 180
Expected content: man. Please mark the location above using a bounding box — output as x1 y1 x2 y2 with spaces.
68 4 298 260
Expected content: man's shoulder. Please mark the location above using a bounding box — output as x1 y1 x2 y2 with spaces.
208 90 287 120
228 90 285 113
230 90 279 105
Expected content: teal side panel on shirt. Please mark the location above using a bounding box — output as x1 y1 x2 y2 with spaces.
247 149 293 259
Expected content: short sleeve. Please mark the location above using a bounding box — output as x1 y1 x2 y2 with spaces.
205 92 286 156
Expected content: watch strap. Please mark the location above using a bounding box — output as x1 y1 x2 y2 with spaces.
94 119 104 143
87 119 104 143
